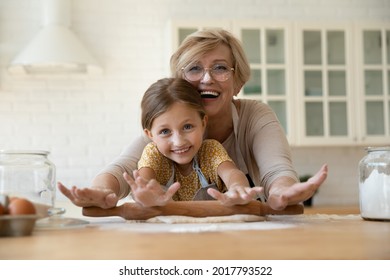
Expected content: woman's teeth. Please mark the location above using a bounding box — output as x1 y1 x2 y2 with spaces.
200 91 219 98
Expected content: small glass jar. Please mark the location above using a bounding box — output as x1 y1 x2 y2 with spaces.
358 146 390 221
0 150 56 217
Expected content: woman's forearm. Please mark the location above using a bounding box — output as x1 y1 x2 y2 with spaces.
91 173 122 197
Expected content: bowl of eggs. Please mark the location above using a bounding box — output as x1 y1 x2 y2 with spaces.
0 194 39 237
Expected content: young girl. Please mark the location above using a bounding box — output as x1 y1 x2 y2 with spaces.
123 78 263 207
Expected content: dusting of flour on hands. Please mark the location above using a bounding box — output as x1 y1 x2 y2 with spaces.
146 214 265 224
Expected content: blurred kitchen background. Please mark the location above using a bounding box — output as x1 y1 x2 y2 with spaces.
0 0 389 206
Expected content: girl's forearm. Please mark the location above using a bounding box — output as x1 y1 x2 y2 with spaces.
224 169 250 190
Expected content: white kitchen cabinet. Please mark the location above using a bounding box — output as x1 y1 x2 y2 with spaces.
170 21 390 147
295 24 355 146
296 23 390 146
356 24 390 145
233 22 293 143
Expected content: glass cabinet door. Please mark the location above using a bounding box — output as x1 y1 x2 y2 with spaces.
170 21 231 55
175 25 231 45
178 28 198 44
238 26 291 138
299 27 352 144
360 27 390 141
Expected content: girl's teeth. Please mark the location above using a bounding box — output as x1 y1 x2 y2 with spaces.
174 147 189 154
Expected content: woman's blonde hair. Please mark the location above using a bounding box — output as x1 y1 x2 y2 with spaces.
170 28 250 94
141 78 206 130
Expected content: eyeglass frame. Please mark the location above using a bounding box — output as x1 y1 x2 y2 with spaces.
181 63 235 82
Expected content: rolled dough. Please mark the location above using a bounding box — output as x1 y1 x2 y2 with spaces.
146 214 265 224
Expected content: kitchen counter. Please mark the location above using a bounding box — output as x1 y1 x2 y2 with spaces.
0 205 389 260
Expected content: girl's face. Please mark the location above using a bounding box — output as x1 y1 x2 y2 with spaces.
183 44 236 119
145 102 207 169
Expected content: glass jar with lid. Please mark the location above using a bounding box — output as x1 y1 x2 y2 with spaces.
358 146 390 221
0 150 88 228
0 150 55 217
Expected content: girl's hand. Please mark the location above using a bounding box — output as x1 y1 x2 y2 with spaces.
123 170 181 207
207 185 263 206
57 182 119 209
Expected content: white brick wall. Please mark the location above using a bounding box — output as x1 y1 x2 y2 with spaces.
0 0 389 204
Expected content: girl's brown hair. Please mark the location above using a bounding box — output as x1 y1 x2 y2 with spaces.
141 78 206 130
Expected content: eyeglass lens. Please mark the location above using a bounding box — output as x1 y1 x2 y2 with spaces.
183 64 233 82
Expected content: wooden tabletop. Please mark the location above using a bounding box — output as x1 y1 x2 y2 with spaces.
1 205 389 260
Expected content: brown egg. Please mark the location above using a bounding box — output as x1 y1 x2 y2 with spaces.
0 194 10 215
8 197 37 215
0 203 5 215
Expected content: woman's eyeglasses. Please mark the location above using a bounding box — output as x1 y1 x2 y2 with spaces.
182 63 234 82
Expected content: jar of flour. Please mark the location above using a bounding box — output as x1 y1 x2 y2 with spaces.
359 147 390 221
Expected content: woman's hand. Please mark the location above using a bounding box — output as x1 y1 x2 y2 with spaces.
57 182 119 209
123 170 181 207
207 185 263 206
267 164 328 210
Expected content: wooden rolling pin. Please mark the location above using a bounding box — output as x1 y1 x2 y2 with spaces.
82 200 304 220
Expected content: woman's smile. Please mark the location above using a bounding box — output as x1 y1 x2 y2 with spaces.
200 90 220 99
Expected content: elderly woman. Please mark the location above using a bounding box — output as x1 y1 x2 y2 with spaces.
59 28 327 211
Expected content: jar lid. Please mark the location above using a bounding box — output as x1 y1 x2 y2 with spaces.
0 150 50 156
366 146 390 152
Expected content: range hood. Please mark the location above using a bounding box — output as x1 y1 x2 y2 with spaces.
8 0 102 75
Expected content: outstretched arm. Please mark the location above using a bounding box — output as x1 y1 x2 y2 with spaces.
123 169 181 207
207 161 263 206
266 164 328 210
57 173 120 209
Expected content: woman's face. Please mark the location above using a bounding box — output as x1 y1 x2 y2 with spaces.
183 44 236 119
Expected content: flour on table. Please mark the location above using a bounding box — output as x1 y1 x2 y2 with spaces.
146 214 265 224
87 214 363 233
86 214 297 233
